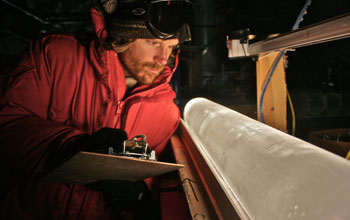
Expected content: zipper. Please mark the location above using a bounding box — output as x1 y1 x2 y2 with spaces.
114 100 124 128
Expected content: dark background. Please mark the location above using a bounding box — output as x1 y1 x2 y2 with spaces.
1 0 349 141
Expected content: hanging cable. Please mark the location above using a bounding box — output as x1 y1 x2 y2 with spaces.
287 88 296 136
259 0 312 124
258 50 284 123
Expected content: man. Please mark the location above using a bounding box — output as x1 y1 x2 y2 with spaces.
0 0 193 219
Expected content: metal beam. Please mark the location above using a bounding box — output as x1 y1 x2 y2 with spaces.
248 13 350 55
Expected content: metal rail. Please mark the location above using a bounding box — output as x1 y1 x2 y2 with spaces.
248 12 350 55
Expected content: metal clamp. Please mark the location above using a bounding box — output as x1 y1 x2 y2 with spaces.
109 134 156 161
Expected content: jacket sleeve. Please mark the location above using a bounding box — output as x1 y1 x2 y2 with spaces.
0 38 87 178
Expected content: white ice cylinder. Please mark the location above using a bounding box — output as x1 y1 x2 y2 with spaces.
183 97 350 220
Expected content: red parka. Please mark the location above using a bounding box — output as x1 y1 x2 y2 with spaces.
0 8 180 219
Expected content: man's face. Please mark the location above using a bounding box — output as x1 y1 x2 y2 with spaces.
119 38 179 85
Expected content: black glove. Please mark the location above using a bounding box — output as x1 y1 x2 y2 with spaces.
87 180 160 220
48 128 128 172
88 179 148 205
87 127 128 153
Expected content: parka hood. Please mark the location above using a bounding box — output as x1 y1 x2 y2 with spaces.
91 8 108 41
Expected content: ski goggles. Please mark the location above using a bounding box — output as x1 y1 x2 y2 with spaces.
146 0 194 40
117 0 194 41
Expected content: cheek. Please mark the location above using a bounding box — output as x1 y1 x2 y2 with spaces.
136 47 154 61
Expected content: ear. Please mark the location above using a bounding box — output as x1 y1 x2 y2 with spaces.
101 0 118 14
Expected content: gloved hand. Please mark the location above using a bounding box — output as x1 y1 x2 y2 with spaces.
87 179 159 220
68 127 127 153
50 128 128 170
88 127 128 153
88 179 148 204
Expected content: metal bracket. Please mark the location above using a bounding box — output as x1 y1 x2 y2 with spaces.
108 134 157 161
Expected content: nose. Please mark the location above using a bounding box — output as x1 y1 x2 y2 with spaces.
154 47 170 65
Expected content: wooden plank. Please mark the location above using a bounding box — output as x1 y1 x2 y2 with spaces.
171 135 218 220
178 122 242 220
42 151 184 184
256 51 287 132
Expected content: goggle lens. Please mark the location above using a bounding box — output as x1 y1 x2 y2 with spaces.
148 1 193 35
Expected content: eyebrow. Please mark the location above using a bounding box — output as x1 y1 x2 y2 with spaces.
148 39 179 47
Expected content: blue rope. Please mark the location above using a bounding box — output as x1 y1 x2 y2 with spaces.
259 0 312 123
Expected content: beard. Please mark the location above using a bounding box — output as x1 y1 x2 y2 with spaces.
119 49 165 85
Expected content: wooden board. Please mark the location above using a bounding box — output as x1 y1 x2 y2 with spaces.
42 151 184 184
256 51 287 132
171 135 218 220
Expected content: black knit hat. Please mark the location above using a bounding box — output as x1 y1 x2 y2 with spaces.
107 1 157 39
96 0 193 41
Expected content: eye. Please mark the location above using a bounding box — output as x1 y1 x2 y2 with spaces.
147 40 161 47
